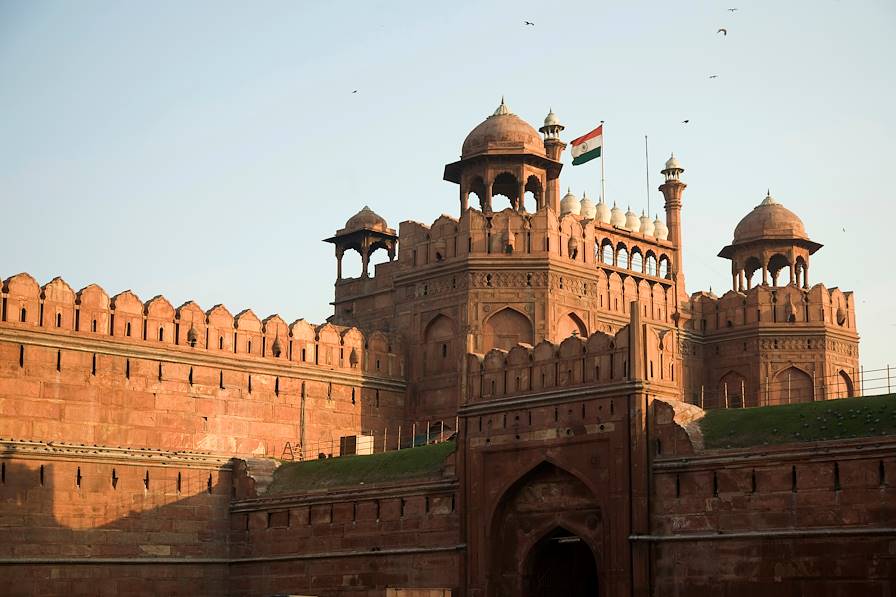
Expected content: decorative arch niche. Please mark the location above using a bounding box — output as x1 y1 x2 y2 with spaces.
423 313 455 375
770 365 814 405
718 370 747 408
482 307 533 352
556 312 587 342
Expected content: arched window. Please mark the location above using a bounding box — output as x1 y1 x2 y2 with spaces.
630 249 643 272
524 175 543 211
767 253 791 287
492 172 521 210
658 255 671 279
55 313 62 327
158 326 164 341
616 246 629 269
645 254 658 276
20 307 26 323
601 242 614 265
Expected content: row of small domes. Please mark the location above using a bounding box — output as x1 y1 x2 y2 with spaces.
560 190 669 239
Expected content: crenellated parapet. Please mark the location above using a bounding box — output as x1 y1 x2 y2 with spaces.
465 303 679 402
0 272 405 379
466 329 629 402
686 282 857 334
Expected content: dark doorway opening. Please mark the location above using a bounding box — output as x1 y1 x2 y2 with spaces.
525 528 598 596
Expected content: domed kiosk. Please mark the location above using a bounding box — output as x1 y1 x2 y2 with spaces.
444 99 565 214
718 192 822 290
324 206 397 280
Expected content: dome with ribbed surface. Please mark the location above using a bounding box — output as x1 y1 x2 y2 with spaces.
639 211 655 236
560 188 581 216
653 215 668 240
461 99 545 158
732 192 808 245
624 207 640 232
610 203 626 227
595 198 611 224
344 206 389 233
579 193 596 219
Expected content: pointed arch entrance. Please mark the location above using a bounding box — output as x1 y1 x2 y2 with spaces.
488 461 602 596
524 527 598 597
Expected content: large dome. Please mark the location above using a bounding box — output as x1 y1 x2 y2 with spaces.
461 100 545 158
344 206 389 233
731 194 808 244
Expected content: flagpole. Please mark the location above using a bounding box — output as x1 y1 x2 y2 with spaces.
600 120 606 202
645 134 650 216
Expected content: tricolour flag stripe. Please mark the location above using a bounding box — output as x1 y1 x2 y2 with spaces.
572 145 601 166
570 124 603 147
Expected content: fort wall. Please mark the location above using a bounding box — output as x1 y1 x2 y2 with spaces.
227 478 461 596
0 273 409 460
649 400 896 595
0 439 232 596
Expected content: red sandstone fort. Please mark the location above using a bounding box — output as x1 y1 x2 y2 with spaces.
0 101 892 596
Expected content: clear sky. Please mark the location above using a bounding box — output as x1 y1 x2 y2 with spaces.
1 0 894 374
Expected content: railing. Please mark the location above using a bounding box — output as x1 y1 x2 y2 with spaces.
690 365 893 409
280 416 459 461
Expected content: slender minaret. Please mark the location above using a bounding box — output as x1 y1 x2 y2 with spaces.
659 154 687 297
540 108 566 212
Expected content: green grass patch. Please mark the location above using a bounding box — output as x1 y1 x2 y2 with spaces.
700 394 896 450
266 440 456 494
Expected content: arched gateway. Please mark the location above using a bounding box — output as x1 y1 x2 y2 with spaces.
488 462 602 596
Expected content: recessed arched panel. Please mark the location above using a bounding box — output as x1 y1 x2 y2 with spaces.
483 307 533 352
770 366 813 405
556 312 587 341
835 369 855 399
717 370 747 408
424 314 456 374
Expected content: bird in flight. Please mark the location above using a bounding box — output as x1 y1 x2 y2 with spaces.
352 90 358 94
524 21 535 26
718 28 728 36
728 7 738 12
709 75 719 79
682 119 690 124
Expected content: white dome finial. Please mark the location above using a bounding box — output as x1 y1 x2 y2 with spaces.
493 97 511 116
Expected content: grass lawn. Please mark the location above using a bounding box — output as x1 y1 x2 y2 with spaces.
266 440 456 494
699 394 896 450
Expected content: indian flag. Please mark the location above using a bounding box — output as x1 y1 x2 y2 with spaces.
570 124 603 166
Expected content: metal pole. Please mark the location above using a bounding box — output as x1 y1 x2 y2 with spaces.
412 422 416 448
645 134 650 216
765 375 770 406
426 421 431 445
397 425 401 450
788 372 791 405
724 383 729 409
741 379 746 408
888 365 891 394
600 121 606 203
440 420 444 443
860 366 864 398
700 385 704 409
455 415 459 438
384 427 388 453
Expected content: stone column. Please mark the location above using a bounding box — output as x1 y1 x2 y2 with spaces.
336 247 344 280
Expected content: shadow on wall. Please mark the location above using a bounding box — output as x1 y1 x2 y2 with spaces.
0 444 231 597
